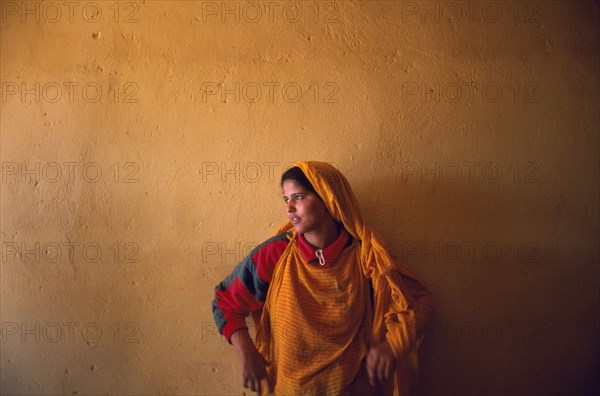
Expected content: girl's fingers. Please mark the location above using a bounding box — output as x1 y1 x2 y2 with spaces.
255 379 262 394
366 352 376 386
377 358 386 384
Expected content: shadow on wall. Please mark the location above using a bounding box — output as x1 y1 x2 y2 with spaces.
357 167 597 395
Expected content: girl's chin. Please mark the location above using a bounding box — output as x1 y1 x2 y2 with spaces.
292 224 305 233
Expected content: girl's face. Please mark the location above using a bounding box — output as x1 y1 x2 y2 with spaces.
282 180 332 235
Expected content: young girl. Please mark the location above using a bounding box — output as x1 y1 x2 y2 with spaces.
212 161 432 395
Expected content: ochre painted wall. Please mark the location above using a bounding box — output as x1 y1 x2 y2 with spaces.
1 1 598 395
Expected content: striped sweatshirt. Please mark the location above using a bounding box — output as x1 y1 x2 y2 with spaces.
212 229 352 342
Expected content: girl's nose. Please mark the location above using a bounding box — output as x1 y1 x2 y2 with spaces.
286 201 295 213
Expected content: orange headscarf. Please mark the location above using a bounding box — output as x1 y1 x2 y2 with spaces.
256 161 432 395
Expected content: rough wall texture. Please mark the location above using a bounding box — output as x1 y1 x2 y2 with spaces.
1 1 598 395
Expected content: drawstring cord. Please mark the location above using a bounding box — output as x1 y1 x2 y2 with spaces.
315 249 326 266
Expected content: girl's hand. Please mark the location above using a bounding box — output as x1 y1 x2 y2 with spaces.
366 338 396 387
231 329 273 394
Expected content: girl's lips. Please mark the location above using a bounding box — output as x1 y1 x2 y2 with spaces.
291 217 300 224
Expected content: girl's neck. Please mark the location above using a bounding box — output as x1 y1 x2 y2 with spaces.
303 219 340 250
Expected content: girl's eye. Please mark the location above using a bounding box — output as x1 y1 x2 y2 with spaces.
294 194 303 200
